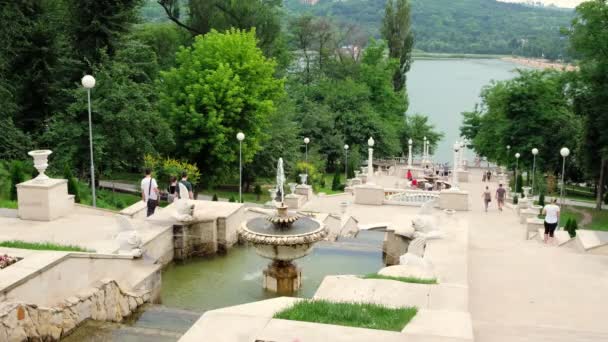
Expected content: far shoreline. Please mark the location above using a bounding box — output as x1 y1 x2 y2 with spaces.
412 52 578 71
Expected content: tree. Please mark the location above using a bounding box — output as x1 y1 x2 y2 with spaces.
567 0 608 210
331 166 341 191
158 29 284 186
381 0 414 92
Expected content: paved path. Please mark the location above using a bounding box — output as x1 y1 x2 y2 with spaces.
461 169 608 342
99 180 138 193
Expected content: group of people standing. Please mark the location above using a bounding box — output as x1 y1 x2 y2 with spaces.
141 170 194 217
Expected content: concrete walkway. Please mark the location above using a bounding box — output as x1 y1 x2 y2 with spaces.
460 169 608 342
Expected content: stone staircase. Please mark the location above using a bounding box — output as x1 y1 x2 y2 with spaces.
575 230 608 255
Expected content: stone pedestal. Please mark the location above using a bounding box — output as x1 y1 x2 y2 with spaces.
526 217 544 240
17 178 74 221
360 174 368 184
263 261 301 294
354 184 384 205
520 208 540 224
295 185 313 201
438 189 469 211
284 194 305 209
517 198 531 215
457 170 470 183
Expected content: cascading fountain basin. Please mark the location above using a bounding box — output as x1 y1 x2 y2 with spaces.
239 204 327 294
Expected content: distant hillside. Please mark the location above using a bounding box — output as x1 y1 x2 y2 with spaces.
285 0 574 59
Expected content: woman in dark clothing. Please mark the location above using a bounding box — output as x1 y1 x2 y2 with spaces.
167 176 178 203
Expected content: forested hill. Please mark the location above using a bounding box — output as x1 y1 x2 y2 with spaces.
284 0 574 59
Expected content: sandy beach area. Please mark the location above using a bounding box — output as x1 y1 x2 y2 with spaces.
503 56 578 71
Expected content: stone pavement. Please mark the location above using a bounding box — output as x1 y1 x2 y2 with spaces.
460 169 608 342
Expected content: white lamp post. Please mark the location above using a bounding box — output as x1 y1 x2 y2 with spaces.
237 132 245 203
81 75 97 207
460 140 466 170
506 145 511 171
423 136 427 163
452 142 460 190
514 152 521 195
367 137 375 180
531 148 539 196
304 137 310 184
560 147 570 208
407 139 413 167
344 144 349 181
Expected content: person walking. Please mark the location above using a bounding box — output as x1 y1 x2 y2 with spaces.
495 183 506 212
542 198 560 244
482 186 492 212
179 171 194 200
167 176 178 203
141 169 159 217
406 169 413 181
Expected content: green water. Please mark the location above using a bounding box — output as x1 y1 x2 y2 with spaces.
407 58 525 163
160 230 385 312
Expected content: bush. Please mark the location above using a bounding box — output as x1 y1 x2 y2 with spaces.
565 218 578 238
516 174 523 194
513 195 519 205
331 168 342 191
254 184 262 200
212 194 218 201
538 193 545 207
294 161 323 191
604 191 608 205
229 195 236 203
144 154 201 187
64 165 81 203
9 161 27 201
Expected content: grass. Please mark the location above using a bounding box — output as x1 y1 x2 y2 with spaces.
0 240 93 252
317 174 346 195
273 300 417 332
362 273 438 284
0 199 17 209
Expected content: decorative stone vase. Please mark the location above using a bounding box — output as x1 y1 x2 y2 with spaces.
299 173 308 185
28 150 53 181
340 201 348 215
354 170 360 178
269 188 277 203
288 183 297 195
522 186 532 199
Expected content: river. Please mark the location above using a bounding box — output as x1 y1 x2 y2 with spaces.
406 58 525 163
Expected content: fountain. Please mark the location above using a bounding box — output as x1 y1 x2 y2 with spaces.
239 158 328 294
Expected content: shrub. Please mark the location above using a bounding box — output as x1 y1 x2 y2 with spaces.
546 172 557 195
513 195 519 205
564 218 578 238
294 161 323 190
331 168 342 191
254 184 262 200
604 191 608 205
538 193 545 207
9 161 27 201
64 165 81 203
144 155 201 187
516 174 523 194
229 195 236 203
212 194 218 201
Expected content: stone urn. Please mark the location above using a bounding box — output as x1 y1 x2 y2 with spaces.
354 170 360 178
299 173 308 185
288 182 297 195
28 150 53 181
340 201 349 215
522 186 532 199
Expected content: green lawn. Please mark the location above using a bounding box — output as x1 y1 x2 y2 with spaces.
274 300 417 332
317 174 346 195
0 199 17 209
0 240 93 252
362 274 437 284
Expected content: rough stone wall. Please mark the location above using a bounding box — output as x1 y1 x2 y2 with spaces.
173 221 218 260
0 279 150 342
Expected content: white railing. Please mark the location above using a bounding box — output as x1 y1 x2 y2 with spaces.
383 189 440 206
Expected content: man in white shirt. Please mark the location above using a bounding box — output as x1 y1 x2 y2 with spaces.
141 169 159 217
542 198 560 244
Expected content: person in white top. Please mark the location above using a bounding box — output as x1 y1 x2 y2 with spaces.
141 169 159 217
542 198 560 244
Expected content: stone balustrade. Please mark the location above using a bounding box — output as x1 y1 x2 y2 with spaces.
384 189 441 206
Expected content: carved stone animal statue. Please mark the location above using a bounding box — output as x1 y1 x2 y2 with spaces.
399 237 433 271
115 215 143 257
172 183 195 222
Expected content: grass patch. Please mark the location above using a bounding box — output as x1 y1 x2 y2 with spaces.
274 300 417 332
362 273 437 284
0 240 93 252
316 174 346 195
0 199 17 209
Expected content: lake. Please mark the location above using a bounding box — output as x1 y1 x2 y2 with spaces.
407 58 525 163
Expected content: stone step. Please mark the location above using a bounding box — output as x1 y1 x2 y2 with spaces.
576 230 608 254
535 229 573 246
403 309 473 341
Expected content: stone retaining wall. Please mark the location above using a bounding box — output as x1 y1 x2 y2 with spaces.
0 279 150 341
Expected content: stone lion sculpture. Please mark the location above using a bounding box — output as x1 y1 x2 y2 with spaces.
115 215 143 257
398 236 434 272
172 183 195 222
411 199 443 239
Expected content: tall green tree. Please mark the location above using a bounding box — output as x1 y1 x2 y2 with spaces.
567 0 608 209
381 0 414 93
158 29 285 185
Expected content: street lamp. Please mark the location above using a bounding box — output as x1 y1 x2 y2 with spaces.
81 75 97 207
506 145 511 171
531 148 539 195
514 152 521 195
423 136 428 163
304 137 310 181
452 142 460 190
367 137 375 180
560 147 570 208
237 132 245 203
344 144 349 181
408 138 413 167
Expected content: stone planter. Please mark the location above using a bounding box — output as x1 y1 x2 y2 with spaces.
28 149 53 181
299 173 308 185
288 182 297 195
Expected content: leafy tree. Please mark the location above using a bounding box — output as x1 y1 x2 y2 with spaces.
567 0 608 210
0 117 32 161
132 22 191 70
9 161 28 201
64 165 81 203
382 0 414 92
158 29 284 186
538 192 545 207
516 174 523 194
331 166 341 191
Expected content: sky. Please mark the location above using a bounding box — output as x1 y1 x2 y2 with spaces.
497 0 586 8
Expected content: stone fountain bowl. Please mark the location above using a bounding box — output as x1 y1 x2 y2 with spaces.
239 216 327 262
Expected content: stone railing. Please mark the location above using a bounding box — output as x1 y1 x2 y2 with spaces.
384 189 440 206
